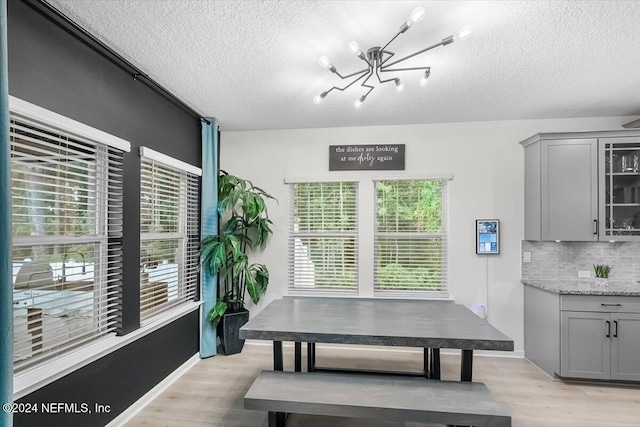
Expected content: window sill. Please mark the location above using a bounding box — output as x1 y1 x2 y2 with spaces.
13 301 202 400
287 290 451 300
287 288 358 298
374 290 451 299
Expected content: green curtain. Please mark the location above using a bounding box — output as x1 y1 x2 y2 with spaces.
1 0 14 424
200 118 218 357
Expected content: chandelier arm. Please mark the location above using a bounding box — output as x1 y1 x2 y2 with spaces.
374 67 397 85
379 50 395 67
324 71 370 95
380 66 431 73
358 55 373 68
360 71 375 98
334 67 371 80
381 40 447 69
381 29 404 52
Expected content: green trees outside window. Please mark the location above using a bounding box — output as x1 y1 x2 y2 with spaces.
375 179 447 292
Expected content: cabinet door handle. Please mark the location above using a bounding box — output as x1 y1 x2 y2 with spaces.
593 220 598 235
606 320 611 338
601 303 622 307
614 320 618 338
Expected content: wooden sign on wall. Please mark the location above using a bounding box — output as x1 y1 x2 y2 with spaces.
329 144 405 171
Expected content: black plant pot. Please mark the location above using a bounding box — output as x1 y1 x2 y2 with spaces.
218 309 249 355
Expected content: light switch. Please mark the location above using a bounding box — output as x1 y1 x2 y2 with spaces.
523 252 531 263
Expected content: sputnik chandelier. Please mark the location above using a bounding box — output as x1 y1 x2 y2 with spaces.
313 7 472 108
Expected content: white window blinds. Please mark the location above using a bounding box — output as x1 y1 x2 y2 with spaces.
139 147 200 322
374 179 448 296
10 113 126 372
288 181 358 292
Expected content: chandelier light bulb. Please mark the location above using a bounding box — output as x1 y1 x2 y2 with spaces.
313 92 327 105
354 97 365 109
407 7 425 27
419 70 431 87
454 26 473 41
394 79 405 93
318 55 332 69
347 41 361 55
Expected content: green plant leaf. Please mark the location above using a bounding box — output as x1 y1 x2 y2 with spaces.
246 264 269 305
252 185 276 201
208 301 228 328
227 234 242 260
199 235 219 264
221 216 240 236
202 170 276 309
207 241 226 275
593 264 612 278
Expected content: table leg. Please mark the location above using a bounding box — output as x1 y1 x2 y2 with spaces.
312 342 316 365
307 342 315 372
423 348 429 378
268 411 286 427
273 341 283 371
430 348 441 380
272 342 286 424
461 349 473 382
294 342 302 372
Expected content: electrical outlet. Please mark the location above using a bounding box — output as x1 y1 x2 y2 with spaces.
578 270 591 278
523 252 532 263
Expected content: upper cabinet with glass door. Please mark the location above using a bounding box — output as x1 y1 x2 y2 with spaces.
600 137 640 240
521 131 640 242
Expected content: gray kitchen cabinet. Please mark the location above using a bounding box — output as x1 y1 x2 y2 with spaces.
522 136 598 241
520 130 640 241
542 139 598 241
599 137 640 240
560 295 640 381
524 283 640 382
561 311 610 379
610 313 640 381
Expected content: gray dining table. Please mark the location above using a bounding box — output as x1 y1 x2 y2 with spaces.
240 297 514 381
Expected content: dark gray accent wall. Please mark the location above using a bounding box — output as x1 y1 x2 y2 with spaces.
14 311 199 427
8 0 201 424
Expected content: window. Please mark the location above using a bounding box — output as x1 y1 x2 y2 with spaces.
139 147 200 322
288 181 358 292
374 179 448 296
10 96 129 372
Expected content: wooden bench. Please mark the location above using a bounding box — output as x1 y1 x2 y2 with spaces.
245 370 511 427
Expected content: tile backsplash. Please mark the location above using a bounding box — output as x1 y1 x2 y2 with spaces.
522 241 640 281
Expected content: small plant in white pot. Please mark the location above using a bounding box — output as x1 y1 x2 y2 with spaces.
593 264 611 287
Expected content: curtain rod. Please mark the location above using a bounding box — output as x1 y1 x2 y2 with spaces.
23 0 211 126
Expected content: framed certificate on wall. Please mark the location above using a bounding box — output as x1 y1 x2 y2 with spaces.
476 219 500 254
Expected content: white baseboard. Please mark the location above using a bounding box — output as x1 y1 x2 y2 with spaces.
105 353 200 427
245 340 524 358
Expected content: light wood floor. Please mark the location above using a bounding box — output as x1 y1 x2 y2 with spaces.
125 344 640 427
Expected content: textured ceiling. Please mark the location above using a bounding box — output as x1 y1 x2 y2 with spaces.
46 0 640 131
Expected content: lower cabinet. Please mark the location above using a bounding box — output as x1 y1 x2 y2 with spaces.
611 314 640 381
561 311 610 379
561 308 640 381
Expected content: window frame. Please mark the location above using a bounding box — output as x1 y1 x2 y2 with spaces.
286 177 360 295
139 147 201 322
9 95 130 373
373 175 451 298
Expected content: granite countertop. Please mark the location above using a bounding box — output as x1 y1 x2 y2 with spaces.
522 279 640 296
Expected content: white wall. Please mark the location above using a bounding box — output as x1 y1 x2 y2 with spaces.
221 115 635 352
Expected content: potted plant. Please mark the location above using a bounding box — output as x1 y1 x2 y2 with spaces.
593 264 611 287
201 170 275 354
